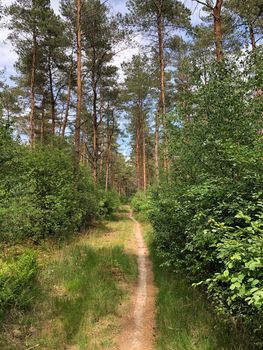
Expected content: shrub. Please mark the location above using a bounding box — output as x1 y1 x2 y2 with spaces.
0 143 98 243
150 177 263 344
98 190 120 217
131 191 149 213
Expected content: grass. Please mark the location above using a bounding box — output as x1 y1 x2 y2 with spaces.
0 214 137 350
139 220 252 350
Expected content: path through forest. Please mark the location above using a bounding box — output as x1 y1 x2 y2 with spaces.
117 212 156 350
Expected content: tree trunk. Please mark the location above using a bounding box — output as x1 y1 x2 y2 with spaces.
62 61 73 138
29 31 37 149
48 54 56 135
157 12 169 181
40 89 46 143
154 110 160 185
75 0 82 164
105 111 114 192
142 120 147 193
249 24 256 51
213 0 224 62
92 71 99 184
136 125 141 190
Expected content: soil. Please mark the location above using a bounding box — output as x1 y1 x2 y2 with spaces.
116 213 156 350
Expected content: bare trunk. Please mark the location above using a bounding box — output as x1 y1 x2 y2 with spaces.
249 25 256 51
157 13 169 181
48 55 56 134
99 125 105 178
136 126 141 190
92 78 98 184
142 121 147 193
154 110 160 186
213 0 224 62
75 0 82 164
62 61 73 138
105 144 111 192
105 111 115 192
29 31 37 149
40 89 46 143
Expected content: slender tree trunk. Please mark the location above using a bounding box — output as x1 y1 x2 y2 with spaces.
157 12 169 181
136 124 141 190
62 61 73 138
99 125 105 178
105 142 111 192
213 0 224 62
249 24 256 51
92 73 99 184
29 31 37 149
40 89 46 143
48 55 56 135
142 120 147 193
105 111 114 192
75 0 82 164
154 110 160 185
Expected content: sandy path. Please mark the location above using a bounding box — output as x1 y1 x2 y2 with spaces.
117 213 156 350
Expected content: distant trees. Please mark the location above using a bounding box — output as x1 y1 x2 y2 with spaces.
122 55 155 192
126 0 191 183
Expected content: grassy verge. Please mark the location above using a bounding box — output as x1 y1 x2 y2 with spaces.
0 214 137 350
139 220 251 350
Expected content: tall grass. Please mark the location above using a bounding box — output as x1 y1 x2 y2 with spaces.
0 216 137 350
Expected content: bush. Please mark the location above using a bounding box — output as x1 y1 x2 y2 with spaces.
0 143 98 243
98 190 120 217
150 177 263 343
0 250 38 320
131 191 149 213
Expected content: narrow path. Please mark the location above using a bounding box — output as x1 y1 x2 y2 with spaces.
117 213 156 350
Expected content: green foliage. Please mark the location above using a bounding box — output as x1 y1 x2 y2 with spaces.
131 191 149 213
98 190 120 218
150 57 263 345
0 250 37 320
201 213 263 332
0 142 98 243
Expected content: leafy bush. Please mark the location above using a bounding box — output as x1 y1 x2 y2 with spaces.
98 190 120 217
131 191 149 213
0 250 38 320
0 143 98 243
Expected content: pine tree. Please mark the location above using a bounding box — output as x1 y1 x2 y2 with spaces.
126 0 191 183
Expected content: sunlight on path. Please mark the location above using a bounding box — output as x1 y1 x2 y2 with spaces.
117 213 156 350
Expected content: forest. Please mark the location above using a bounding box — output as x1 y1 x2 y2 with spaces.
0 0 262 349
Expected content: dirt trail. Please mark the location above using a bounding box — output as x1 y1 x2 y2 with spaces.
117 213 156 350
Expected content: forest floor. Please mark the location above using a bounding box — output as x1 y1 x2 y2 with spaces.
0 208 251 350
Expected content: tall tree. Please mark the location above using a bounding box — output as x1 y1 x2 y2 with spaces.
122 55 155 191
81 0 123 183
193 0 224 62
126 0 191 183
75 0 82 164
7 0 52 147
